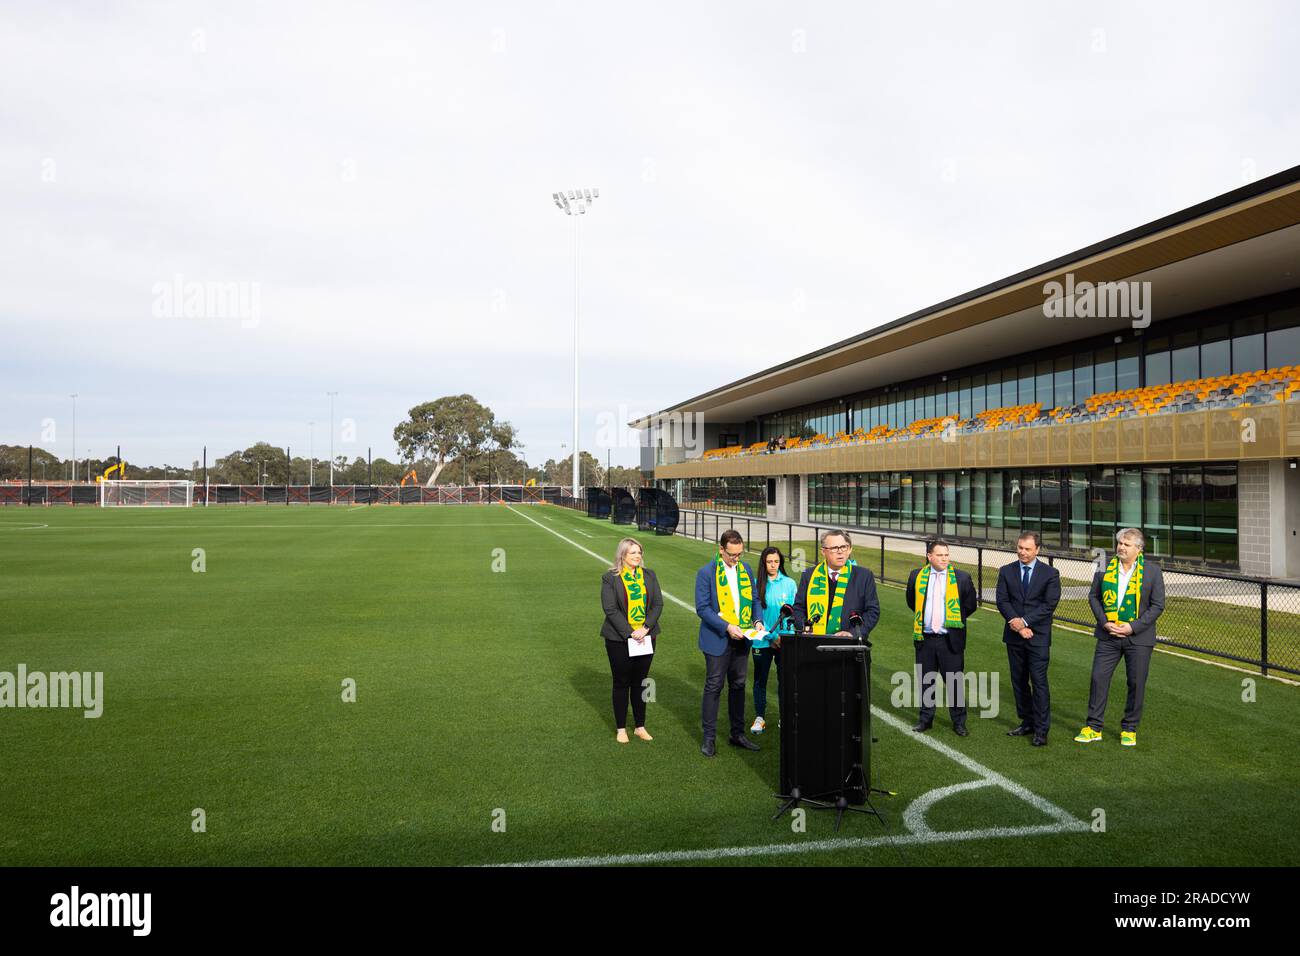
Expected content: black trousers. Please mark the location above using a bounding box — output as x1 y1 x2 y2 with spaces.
752 645 782 718
701 644 749 741
1086 637 1153 732
1006 639 1051 735
916 632 967 728
605 637 654 730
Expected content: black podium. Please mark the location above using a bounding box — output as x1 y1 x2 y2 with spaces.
774 625 885 830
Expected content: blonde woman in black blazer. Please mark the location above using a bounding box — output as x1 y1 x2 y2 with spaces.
600 537 664 743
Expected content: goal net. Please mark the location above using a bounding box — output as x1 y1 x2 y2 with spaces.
99 480 194 507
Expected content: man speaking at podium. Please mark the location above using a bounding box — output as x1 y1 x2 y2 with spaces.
791 530 880 639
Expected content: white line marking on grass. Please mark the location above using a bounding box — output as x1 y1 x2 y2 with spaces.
489 822 1081 867
13 522 527 530
869 707 1082 828
508 506 695 612
901 780 995 836
0 523 49 531
502 505 1090 866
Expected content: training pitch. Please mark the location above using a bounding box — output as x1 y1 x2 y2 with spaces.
1 503 1296 867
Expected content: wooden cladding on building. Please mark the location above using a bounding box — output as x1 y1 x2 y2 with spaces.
657 404 1300 478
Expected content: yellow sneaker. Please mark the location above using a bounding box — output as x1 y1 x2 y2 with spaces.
1121 731 1137 747
1074 726 1103 743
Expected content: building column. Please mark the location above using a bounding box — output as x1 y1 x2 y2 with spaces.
766 475 800 523
1239 460 1276 577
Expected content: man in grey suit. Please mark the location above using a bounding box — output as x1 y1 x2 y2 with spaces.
1075 527 1166 748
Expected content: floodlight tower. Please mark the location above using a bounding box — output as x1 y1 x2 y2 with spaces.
69 392 77 481
552 187 599 499
327 392 338 487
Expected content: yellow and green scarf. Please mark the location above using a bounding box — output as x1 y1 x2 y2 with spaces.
1102 553 1143 623
621 565 647 630
807 560 853 634
715 557 753 628
912 565 962 640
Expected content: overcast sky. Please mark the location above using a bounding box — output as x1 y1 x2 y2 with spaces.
2 1 1298 471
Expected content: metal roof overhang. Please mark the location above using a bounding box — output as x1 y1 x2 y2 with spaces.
631 164 1300 429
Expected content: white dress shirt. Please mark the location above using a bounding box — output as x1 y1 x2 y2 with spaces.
1117 561 1137 615
923 568 949 634
722 562 741 625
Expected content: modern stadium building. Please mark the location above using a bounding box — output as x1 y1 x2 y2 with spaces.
635 164 1300 579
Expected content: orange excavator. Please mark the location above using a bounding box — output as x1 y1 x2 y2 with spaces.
399 469 418 487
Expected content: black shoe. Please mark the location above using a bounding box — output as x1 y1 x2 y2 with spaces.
728 735 760 752
1007 724 1033 737
912 721 932 733
701 738 716 758
1031 734 1048 747
954 725 969 737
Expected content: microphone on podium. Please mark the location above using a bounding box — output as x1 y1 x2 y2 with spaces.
847 611 871 647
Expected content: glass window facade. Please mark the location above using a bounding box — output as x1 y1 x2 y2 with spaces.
699 292 1300 571
800 464 1237 566
763 403 846 441
756 289 1300 442
683 477 765 516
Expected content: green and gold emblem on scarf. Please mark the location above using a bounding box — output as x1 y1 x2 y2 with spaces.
1102 552 1143 623
715 556 753 628
912 565 962 640
807 560 853 634
621 565 647 629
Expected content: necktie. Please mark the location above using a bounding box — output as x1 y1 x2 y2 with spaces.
930 574 944 632
1021 563 1031 594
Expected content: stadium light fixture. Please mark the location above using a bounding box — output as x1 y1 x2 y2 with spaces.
327 392 339 487
551 186 599 497
70 393 77 482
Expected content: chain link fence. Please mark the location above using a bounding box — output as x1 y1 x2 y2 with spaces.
660 506 1299 677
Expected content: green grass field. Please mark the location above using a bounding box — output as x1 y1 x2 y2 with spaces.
1 503 1297 867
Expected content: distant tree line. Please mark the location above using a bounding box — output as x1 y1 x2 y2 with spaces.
1 394 646 489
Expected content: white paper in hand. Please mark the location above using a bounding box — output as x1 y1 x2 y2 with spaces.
628 636 654 657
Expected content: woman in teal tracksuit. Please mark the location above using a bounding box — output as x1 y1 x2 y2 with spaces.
750 547 797 735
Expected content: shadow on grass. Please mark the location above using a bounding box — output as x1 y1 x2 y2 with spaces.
568 661 705 740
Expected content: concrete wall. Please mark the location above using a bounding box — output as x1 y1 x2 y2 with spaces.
1238 460 1270 575
1239 459 1300 578
765 475 800 523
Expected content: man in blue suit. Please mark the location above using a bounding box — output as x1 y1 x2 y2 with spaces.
695 529 765 757
995 530 1062 747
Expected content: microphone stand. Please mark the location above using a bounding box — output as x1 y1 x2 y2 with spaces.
809 613 892 832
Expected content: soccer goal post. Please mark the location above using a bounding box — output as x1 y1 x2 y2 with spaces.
99 480 195 507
